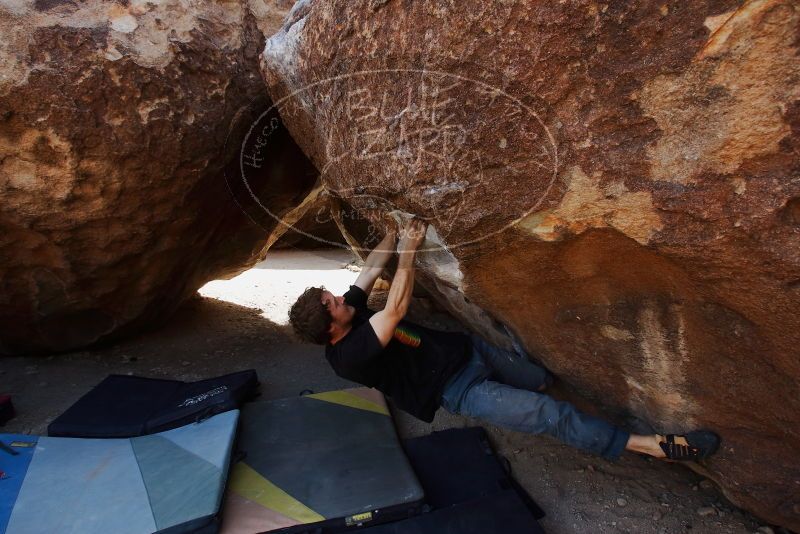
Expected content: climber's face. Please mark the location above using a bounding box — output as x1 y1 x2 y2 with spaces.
321 290 354 328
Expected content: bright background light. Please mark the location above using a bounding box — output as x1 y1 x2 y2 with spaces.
199 249 359 325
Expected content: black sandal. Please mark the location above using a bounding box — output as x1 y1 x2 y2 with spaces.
658 430 720 461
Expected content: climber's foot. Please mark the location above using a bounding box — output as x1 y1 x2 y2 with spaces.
657 431 720 462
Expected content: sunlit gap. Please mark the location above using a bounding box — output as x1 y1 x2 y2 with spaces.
198 249 359 325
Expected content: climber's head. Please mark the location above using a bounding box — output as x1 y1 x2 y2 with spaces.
289 287 354 345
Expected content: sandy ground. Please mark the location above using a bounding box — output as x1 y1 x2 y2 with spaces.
0 249 774 534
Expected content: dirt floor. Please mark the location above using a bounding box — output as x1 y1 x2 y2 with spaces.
0 249 776 534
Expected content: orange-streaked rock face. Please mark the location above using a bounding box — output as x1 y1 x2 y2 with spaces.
0 0 316 354
261 0 800 528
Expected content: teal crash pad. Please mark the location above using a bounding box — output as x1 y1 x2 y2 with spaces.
0 410 238 534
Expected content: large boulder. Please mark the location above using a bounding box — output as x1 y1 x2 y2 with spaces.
0 0 316 354
261 0 800 528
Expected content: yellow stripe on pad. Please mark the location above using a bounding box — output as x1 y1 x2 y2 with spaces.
229 462 325 524
306 390 389 416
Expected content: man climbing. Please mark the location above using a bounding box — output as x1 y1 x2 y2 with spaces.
289 218 720 463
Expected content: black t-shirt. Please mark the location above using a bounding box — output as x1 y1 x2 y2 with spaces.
325 285 470 422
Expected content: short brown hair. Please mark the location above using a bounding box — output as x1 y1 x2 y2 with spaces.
289 287 332 344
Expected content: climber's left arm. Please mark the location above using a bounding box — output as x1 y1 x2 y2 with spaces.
353 229 397 295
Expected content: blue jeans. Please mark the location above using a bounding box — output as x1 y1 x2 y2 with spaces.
441 334 630 460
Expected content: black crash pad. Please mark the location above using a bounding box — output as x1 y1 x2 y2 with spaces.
47 369 258 438
0 394 14 426
357 491 545 534
402 427 545 519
